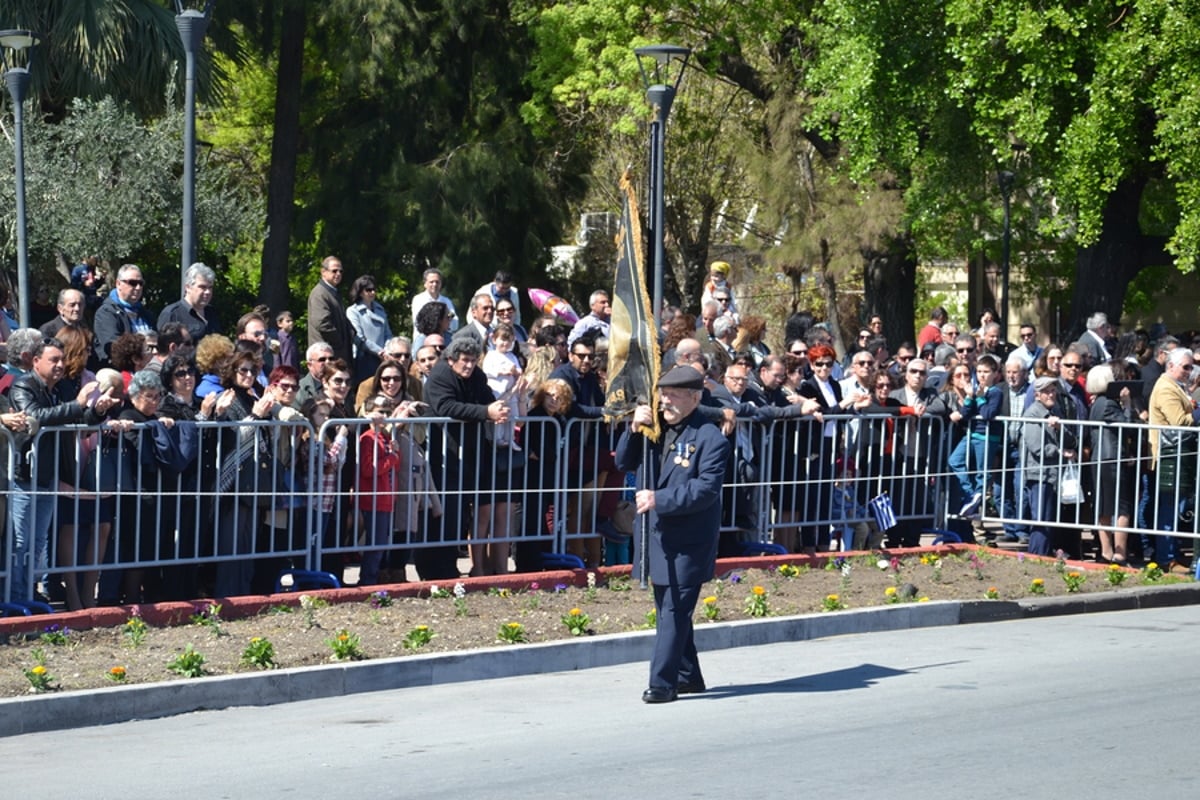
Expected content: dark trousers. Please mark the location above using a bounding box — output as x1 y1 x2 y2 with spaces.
650 581 704 690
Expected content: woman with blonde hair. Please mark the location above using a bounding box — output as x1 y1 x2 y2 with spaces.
731 315 771 368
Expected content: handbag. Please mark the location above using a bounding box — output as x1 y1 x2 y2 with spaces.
1059 461 1083 505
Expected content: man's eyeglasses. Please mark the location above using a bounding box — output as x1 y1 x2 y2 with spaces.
853 359 874 367
313 356 331 363
121 279 144 287
1020 331 1036 339
1061 361 1082 369
957 347 976 354
386 352 411 360
571 351 593 359
907 368 928 375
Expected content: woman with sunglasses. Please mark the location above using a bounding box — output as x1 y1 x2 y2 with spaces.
214 345 278 597
348 275 394 384
794 345 869 554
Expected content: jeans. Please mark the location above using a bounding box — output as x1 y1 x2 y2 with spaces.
1026 481 1060 557
8 479 55 602
949 436 991 505
357 509 394 585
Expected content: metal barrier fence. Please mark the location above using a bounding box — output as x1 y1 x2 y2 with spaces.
6 407 1200 606
0 426 14 605
987 415 1200 560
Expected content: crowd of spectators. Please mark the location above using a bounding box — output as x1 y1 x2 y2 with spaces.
3 257 1200 610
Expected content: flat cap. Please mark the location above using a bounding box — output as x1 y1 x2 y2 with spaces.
658 366 705 391
1034 376 1059 393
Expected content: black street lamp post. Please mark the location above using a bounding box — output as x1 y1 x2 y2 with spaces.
175 1 215 293
997 170 1015 336
635 44 690 327
1 29 39 328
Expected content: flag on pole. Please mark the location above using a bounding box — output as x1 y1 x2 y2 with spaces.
604 170 660 441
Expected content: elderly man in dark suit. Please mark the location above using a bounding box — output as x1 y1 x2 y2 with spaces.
615 366 730 704
307 256 354 364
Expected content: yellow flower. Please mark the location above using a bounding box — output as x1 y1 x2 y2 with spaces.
31 665 46 676
703 596 718 605
1147 562 1159 571
251 637 262 643
1032 579 1044 586
826 594 839 602
1108 563 1120 572
109 666 126 677
918 597 931 602
987 586 997 593
416 625 428 631
569 608 582 616
752 586 766 596
338 633 349 642
506 622 521 630
884 586 897 597
1067 571 1081 579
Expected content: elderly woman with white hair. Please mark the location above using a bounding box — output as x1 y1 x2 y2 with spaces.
1087 364 1136 564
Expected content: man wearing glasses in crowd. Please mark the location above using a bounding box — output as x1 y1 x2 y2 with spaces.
1056 344 1090 421
307 255 354 364
1013 322 1043 370
94 264 156 368
296 342 334 408
549 335 605 416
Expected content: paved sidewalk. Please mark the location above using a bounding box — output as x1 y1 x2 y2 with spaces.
3 580 1197 738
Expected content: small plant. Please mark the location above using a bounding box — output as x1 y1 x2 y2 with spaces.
745 585 769 617
267 604 294 615
299 594 327 629
1105 563 1128 586
777 563 803 578
884 586 901 605
168 645 207 678
40 624 71 646
608 575 632 592
984 586 1000 600
453 582 469 617
367 590 393 609
524 593 541 611
584 572 598 602
821 593 846 612
1143 562 1164 583
1029 578 1046 595
241 637 277 670
403 625 436 650
702 595 720 620
327 629 364 661
643 609 657 628
497 622 527 644
190 603 225 637
561 608 591 636
1054 550 1067 574
486 587 511 598
1062 570 1086 593
106 666 127 683
24 663 54 693
931 558 944 583
968 553 985 581
124 615 148 648
428 585 452 599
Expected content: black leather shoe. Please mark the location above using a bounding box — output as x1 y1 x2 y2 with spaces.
642 687 677 704
676 681 706 695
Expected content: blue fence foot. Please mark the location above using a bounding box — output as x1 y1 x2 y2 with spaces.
927 529 963 545
0 602 33 617
275 570 341 594
541 552 586 571
738 542 789 556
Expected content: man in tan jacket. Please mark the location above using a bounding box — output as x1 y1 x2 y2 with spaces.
1147 348 1200 573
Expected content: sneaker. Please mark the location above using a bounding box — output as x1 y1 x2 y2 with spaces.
959 492 983 518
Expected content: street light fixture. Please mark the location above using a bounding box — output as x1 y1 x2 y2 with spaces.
1 29 40 328
635 44 690 326
175 0 215 293
997 170 1015 336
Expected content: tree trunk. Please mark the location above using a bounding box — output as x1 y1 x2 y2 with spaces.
1064 175 1168 341
259 0 306 316
862 236 918 351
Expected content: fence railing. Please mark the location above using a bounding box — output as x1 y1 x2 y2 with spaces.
4 408 1200 605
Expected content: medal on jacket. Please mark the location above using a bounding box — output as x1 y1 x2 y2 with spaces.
674 441 694 468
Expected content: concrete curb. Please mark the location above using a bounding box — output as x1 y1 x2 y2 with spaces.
4 580 1199 738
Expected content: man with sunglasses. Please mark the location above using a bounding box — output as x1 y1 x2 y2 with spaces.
94 264 156 368
307 255 355 364
1148 347 1200 573
296 342 334 408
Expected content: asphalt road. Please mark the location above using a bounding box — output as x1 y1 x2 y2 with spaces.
5 605 1198 799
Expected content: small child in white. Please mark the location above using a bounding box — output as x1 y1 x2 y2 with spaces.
482 323 524 450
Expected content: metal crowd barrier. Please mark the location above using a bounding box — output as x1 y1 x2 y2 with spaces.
0 426 14 605
988 415 1200 551
9 406 1200 607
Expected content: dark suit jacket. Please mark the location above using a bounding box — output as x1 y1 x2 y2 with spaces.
614 409 730 586
307 281 354 363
